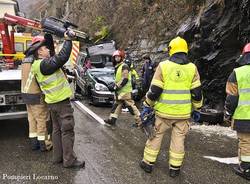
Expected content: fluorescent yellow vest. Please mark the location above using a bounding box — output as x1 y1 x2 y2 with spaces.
31 59 72 104
131 69 139 80
115 63 132 95
154 60 196 119
233 65 250 119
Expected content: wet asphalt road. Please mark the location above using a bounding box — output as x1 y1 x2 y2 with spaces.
0 100 248 184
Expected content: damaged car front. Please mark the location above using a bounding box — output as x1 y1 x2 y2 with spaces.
83 68 115 105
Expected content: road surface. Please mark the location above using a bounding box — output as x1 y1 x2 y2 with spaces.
0 100 247 184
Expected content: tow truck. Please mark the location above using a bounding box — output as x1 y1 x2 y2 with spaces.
0 13 42 120
0 10 88 120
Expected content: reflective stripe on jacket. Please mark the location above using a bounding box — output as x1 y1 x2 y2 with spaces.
233 65 250 120
154 60 197 119
31 59 72 104
115 63 132 95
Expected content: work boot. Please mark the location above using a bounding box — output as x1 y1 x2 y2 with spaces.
39 141 47 152
30 138 40 151
104 117 116 126
169 165 180 178
234 164 250 180
64 160 85 169
139 160 153 173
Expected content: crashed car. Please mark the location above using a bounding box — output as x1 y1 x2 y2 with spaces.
74 42 116 105
76 67 115 105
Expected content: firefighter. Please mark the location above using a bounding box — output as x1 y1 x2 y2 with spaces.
30 31 85 169
139 36 202 177
224 43 250 180
22 36 52 152
104 50 142 126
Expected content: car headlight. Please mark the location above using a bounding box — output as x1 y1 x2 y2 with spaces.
95 83 109 91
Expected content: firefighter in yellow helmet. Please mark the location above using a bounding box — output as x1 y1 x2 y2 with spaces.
139 36 203 177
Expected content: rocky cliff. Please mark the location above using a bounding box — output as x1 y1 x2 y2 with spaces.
178 0 250 110
18 0 250 110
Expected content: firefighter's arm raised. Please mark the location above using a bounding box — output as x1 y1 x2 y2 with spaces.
40 40 72 75
144 64 164 107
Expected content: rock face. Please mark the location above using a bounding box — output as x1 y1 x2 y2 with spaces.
178 0 250 110
18 0 250 111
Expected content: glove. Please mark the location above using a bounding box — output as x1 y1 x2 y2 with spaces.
191 110 201 123
64 29 76 40
140 104 153 122
44 33 55 56
223 111 232 125
107 82 117 92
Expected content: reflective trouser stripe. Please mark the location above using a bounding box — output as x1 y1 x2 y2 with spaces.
23 71 34 93
163 90 190 94
41 81 70 94
37 135 46 141
169 150 185 167
159 99 191 104
144 146 159 163
241 156 250 162
39 72 65 86
29 134 50 141
29 132 37 138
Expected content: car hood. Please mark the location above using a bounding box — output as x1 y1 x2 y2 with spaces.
96 76 114 84
89 68 114 85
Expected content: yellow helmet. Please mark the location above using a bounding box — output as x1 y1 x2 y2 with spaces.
168 36 188 56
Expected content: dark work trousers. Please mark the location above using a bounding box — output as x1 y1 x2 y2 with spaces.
48 99 76 167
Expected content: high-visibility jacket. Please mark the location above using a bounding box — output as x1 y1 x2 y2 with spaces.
21 56 44 104
233 65 250 120
21 57 41 94
31 59 72 104
154 60 197 119
115 63 132 95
